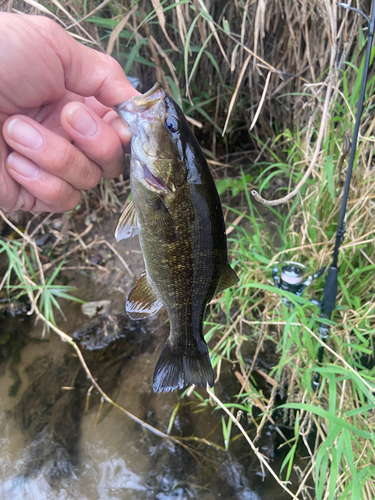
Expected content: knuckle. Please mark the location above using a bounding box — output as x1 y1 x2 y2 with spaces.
63 194 81 212
6 199 22 212
51 178 67 201
52 145 100 189
52 187 81 213
53 147 74 176
83 166 101 189
103 139 122 164
102 156 125 179
0 182 25 212
33 16 55 30
100 141 125 179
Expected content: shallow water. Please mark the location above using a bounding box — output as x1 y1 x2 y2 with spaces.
0 300 305 500
0 218 303 500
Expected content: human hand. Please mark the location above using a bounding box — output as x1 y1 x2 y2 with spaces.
0 13 140 213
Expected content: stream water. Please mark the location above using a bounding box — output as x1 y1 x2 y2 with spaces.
0 215 303 500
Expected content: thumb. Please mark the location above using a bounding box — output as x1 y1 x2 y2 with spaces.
25 16 140 108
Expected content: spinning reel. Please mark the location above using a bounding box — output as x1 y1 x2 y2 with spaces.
272 262 326 307
272 262 328 390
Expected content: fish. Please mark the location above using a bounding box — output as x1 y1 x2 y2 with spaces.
114 83 238 393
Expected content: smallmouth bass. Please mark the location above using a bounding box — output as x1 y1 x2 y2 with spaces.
115 83 238 393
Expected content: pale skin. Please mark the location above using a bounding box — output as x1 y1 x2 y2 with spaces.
0 13 140 213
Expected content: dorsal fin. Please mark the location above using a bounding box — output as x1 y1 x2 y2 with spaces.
216 264 239 294
115 201 139 241
126 270 163 320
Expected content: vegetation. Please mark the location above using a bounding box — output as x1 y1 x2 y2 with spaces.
1 1 375 499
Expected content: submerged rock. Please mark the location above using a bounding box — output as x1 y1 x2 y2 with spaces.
81 300 112 319
73 313 148 351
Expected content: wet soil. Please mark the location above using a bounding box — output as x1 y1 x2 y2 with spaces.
0 212 306 500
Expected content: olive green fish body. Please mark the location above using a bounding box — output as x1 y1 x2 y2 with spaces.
115 84 238 392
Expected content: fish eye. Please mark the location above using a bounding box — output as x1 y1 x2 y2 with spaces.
165 116 179 133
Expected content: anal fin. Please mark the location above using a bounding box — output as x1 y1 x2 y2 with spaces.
126 270 163 320
115 201 139 241
216 264 239 294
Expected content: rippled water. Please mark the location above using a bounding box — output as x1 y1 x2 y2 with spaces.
0 301 304 500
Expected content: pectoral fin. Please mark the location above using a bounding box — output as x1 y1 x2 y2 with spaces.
152 195 178 242
115 201 139 241
126 270 163 320
216 264 239 294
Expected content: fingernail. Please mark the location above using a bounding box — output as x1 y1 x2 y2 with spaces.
7 119 43 149
68 105 98 137
7 153 40 179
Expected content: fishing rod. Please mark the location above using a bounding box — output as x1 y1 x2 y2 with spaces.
273 2 375 390
311 1 375 390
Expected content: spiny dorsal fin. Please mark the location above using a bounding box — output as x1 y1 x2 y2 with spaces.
126 270 163 320
216 264 239 294
115 201 139 241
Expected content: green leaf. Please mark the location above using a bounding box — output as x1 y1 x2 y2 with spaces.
125 44 140 74
328 446 338 500
324 155 335 201
184 15 200 89
280 403 373 439
280 443 297 480
167 402 180 434
188 33 214 86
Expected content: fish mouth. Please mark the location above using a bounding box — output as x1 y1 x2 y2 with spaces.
131 135 169 194
114 82 166 133
142 164 168 194
141 82 164 99
131 82 165 112
115 83 170 194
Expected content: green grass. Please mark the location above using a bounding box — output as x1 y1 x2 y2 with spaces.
0 236 84 335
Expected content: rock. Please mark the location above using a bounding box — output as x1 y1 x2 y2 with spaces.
81 300 111 318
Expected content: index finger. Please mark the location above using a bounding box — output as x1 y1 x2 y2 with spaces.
24 15 141 108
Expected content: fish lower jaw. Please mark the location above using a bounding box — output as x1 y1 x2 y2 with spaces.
133 156 170 195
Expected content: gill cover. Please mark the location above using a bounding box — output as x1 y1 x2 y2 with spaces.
115 83 187 194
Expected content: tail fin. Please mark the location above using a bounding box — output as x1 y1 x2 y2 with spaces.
153 343 214 393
